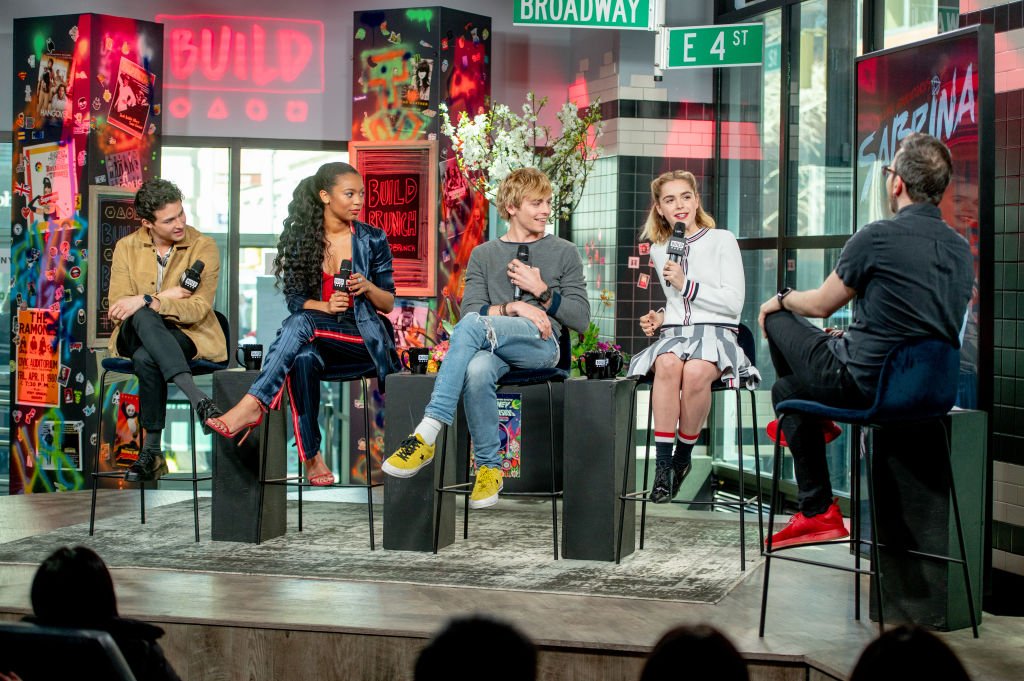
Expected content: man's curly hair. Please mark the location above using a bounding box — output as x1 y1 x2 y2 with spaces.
134 178 184 223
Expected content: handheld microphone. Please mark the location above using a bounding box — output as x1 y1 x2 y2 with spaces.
333 259 352 294
179 259 205 293
513 245 529 302
333 259 352 322
666 222 687 264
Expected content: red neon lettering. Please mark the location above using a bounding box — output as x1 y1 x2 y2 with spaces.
157 14 324 94
285 99 308 122
201 27 231 81
251 24 279 87
169 96 192 118
207 97 229 119
245 98 268 121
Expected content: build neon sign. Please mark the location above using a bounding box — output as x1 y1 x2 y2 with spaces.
155 14 324 123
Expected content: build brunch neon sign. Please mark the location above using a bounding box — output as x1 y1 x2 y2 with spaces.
155 14 325 123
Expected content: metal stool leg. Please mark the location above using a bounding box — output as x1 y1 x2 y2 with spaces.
189 404 200 542
546 381 559 561
639 386 653 550
750 391 764 548
256 415 271 545
759 412 785 637
736 388 746 569
361 377 376 550
90 369 111 536
864 427 884 633
852 425 862 621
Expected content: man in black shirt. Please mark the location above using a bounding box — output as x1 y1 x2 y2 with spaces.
757 132 974 549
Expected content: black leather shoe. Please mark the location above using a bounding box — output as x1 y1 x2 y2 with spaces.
650 464 672 504
671 460 692 499
125 445 168 482
195 398 223 435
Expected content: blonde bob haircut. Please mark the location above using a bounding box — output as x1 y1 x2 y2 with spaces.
640 170 716 244
496 167 553 220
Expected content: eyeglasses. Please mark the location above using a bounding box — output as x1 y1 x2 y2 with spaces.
881 165 897 180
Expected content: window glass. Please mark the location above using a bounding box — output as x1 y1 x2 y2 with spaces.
884 0 941 49
718 10 782 239
239 150 346 236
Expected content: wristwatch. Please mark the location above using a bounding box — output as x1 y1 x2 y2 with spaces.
143 294 154 308
776 287 793 309
536 287 552 304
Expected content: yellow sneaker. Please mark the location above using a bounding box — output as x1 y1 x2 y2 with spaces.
469 465 504 509
382 434 435 478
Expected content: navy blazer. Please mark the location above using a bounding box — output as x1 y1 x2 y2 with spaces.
284 220 402 389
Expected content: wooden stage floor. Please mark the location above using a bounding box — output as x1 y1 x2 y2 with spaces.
0 490 1020 680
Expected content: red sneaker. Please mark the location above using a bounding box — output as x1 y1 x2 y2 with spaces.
766 419 843 448
766 499 850 549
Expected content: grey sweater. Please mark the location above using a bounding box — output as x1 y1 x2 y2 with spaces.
462 235 590 338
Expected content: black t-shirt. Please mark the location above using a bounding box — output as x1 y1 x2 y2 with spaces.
830 202 974 396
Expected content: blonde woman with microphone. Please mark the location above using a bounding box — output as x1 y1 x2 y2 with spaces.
627 170 756 503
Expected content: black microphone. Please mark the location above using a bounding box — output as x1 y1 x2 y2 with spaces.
666 222 687 264
513 245 529 301
333 259 352 322
179 259 205 293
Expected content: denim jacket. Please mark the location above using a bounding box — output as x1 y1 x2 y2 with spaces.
284 220 401 389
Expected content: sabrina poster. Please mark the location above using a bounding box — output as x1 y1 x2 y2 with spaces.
855 27 992 409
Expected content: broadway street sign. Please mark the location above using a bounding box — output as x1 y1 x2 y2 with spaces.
513 0 656 31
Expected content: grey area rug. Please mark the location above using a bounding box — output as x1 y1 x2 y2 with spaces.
0 500 761 604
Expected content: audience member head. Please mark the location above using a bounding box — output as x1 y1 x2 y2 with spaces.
495 167 553 221
640 624 748 681
849 625 970 681
892 132 953 206
134 178 184 223
415 615 536 681
31 546 119 626
641 170 716 244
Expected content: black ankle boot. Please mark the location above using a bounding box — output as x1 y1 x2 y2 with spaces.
671 459 692 499
651 463 672 504
125 444 167 482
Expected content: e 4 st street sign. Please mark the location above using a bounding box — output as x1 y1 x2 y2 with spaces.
660 23 764 69
513 0 656 31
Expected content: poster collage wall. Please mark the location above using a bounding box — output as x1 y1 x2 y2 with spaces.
9 14 162 493
350 8 498 482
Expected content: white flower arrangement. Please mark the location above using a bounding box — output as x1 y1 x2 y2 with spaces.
440 92 604 222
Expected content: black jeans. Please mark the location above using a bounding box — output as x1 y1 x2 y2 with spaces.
116 307 196 431
765 311 871 516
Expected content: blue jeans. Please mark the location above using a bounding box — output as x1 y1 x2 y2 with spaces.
424 313 559 469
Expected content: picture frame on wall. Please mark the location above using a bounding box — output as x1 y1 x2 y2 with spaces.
350 140 438 297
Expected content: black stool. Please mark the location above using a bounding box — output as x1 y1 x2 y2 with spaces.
432 329 571 560
256 363 382 549
759 337 979 638
89 311 230 543
616 323 764 568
